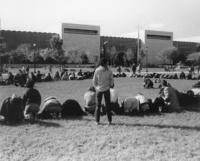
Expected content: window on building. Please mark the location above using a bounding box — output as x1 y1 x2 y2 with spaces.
64 28 98 35
146 34 172 40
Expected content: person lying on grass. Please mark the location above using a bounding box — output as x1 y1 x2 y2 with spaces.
121 93 152 115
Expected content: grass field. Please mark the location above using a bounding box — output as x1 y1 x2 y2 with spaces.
0 77 200 161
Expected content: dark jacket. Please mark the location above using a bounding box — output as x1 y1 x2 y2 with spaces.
23 88 41 106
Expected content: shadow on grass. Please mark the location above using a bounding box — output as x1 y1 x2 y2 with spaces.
183 105 200 112
61 115 94 122
35 120 61 127
111 122 200 131
0 119 61 127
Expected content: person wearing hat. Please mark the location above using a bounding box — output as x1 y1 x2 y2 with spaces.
23 79 41 121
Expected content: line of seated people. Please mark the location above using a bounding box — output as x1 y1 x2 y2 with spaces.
0 69 94 86
83 80 200 115
135 71 200 80
143 76 200 98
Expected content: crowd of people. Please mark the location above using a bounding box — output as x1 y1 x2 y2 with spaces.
0 60 200 125
0 66 94 87
84 58 200 125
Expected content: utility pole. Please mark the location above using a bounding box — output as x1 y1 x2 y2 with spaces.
145 46 148 72
33 43 36 73
137 25 140 66
0 17 2 73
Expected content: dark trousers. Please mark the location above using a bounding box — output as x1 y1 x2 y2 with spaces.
95 90 112 123
151 97 165 112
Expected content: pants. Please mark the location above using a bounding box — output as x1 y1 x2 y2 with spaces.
110 102 122 115
151 97 165 112
95 90 112 123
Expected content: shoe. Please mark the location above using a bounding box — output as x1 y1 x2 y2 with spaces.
96 122 100 125
108 122 112 125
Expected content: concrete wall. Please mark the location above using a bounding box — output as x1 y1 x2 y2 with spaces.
144 30 173 65
62 23 100 64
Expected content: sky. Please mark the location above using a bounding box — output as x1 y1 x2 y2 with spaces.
1 0 200 42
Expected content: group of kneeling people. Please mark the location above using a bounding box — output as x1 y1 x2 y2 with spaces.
84 79 200 116
0 79 85 124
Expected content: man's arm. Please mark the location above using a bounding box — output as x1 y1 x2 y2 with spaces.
92 70 98 88
109 71 114 87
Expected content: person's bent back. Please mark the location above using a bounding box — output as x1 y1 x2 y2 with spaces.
23 79 41 120
84 86 96 114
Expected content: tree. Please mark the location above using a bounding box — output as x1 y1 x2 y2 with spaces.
138 49 146 64
0 52 10 64
125 48 135 66
187 52 200 65
109 46 117 65
80 52 89 64
158 46 180 65
45 56 58 64
34 55 45 64
9 50 29 64
50 35 65 64
114 52 127 66
196 44 200 52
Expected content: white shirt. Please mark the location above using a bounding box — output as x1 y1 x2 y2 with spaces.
123 97 139 113
191 88 200 95
84 91 96 109
110 88 118 103
135 94 148 104
93 66 114 92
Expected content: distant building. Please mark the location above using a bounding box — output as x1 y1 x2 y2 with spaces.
1 30 57 51
61 23 100 64
0 36 6 52
100 36 140 66
173 41 199 56
143 30 173 65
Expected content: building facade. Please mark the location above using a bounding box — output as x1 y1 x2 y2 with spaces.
62 23 100 64
1 30 57 51
143 30 173 65
173 41 199 56
100 36 140 66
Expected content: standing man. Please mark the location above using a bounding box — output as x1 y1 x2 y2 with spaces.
131 63 136 75
93 57 114 125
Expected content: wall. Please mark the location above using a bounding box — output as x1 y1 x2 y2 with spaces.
62 23 100 64
144 30 173 65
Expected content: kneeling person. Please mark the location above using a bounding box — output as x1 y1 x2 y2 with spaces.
110 84 121 114
23 79 41 121
84 86 96 114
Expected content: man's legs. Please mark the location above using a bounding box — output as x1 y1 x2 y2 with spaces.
104 90 112 123
95 91 103 123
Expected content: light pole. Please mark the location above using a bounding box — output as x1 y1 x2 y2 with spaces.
33 43 36 73
103 41 108 57
145 46 148 72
